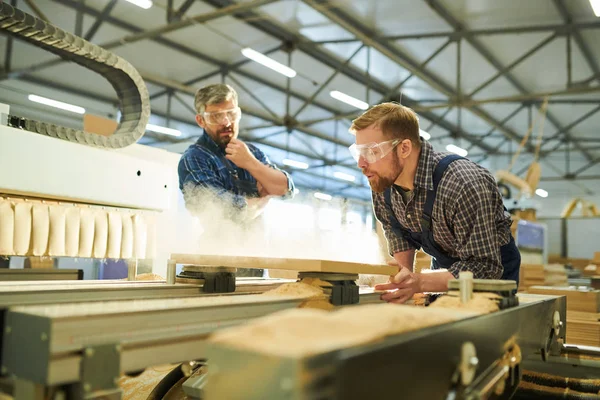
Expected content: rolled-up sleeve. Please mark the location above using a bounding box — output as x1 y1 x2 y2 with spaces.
372 193 415 257
250 145 295 199
178 152 247 209
447 178 503 279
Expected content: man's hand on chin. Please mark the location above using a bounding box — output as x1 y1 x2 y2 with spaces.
225 138 257 170
375 267 422 304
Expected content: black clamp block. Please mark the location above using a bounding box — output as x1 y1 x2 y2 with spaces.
202 272 236 294
177 270 236 293
329 280 359 306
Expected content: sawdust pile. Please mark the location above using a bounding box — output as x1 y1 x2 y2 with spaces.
429 292 500 313
134 273 165 281
261 278 334 310
208 303 478 358
261 279 328 298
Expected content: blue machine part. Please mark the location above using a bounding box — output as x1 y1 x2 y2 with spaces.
516 220 545 251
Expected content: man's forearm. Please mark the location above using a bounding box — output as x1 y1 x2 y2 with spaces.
246 159 288 196
393 249 416 272
419 270 455 293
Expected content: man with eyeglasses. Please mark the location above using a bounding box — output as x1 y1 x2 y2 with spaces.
349 102 520 304
178 83 294 219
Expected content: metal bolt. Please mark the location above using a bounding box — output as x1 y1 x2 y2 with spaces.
114 344 122 352
469 357 479 367
4 326 11 334
83 383 91 392
41 333 48 341
85 348 94 357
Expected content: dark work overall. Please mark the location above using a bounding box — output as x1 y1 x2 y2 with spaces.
383 154 521 287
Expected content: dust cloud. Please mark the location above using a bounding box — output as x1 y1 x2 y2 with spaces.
161 184 390 275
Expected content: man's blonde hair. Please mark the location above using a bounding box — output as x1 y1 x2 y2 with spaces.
349 102 421 148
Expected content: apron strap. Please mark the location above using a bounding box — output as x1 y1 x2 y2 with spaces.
422 154 465 231
384 188 422 250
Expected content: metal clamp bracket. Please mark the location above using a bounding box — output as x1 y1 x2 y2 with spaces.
80 344 122 398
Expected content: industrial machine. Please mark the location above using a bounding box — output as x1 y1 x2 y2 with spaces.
1 3 599 400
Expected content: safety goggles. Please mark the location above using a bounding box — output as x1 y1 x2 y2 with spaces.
348 139 401 164
202 107 242 125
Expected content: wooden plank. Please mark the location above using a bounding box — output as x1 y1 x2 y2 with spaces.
527 286 600 313
171 254 398 276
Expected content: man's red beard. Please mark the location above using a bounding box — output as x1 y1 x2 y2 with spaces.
362 152 402 193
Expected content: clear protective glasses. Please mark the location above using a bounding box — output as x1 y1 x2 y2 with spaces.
202 107 242 125
348 139 401 164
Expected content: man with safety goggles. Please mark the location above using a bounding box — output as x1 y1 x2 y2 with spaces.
178 83 295 220
349 102 520 304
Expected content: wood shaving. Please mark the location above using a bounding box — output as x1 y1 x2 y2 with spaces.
117 365 176 400
208 303 478 358
133 273 165 281
428 292 500 313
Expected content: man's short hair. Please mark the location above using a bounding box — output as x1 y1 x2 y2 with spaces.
194 83 238 114
349 102 421 148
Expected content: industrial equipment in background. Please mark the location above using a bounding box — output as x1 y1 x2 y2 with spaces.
1 3 599 400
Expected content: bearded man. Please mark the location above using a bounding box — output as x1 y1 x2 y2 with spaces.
178 83 294 217
348 102 520 304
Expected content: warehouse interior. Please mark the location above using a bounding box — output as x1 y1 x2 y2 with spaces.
1 0 600 398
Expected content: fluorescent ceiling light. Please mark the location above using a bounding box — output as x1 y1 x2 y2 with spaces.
419 129 431 140
535 188 548 198
282 158 308 169
241 48 297 78
28 94 85 114
314 192 332 201
590 0 600 17
333 171 356 182
123 0 153 9
146 123 181 137
330 90 369 110
446 144 468 157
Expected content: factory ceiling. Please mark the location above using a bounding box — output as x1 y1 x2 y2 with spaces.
1 0 600 203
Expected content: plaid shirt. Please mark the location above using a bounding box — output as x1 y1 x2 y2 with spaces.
373 139 512 279
178 131 294 208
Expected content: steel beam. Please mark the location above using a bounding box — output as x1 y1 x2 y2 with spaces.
540 105 600 151
201 0 497 154
301 0 532 153
311 20 600 44
540 174 600 182
74 0 83 36
173 0 197 21
84 0 118 41
292 43 365 120
23 0 51 23
467 33 558 98
553 0 600 85
3 0 276 80
425 0 593 162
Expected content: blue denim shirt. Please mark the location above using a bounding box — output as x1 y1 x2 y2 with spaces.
178 131 294 208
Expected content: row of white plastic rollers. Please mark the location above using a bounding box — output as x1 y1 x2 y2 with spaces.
0 198 155 259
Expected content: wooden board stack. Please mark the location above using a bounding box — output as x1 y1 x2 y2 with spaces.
543 264 568 287
518 264 568 291
519 264 545 291
527 286 600 347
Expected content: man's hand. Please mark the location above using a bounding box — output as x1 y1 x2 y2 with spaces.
374 267 422 304
225 138 257 170
257 182 269 197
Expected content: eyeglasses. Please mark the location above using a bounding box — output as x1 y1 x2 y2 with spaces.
202 107 242 125
348 139 401 164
